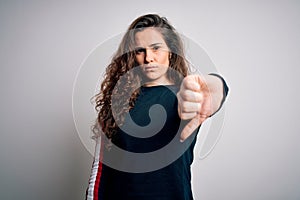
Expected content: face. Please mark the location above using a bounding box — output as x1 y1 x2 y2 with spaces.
134 28 172 86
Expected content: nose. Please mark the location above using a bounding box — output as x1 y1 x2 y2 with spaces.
145 49 154 63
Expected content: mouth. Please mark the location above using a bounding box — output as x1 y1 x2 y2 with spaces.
144 65 158 71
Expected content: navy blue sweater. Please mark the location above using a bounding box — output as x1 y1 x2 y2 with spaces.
87 81 229 200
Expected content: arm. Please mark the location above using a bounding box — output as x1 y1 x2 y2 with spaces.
177 74 229 142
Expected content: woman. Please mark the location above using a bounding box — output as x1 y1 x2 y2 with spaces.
86 14 228 200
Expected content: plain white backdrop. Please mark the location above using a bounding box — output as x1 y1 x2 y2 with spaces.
0 1 299 200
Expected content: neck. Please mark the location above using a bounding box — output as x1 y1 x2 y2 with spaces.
143 80 173 87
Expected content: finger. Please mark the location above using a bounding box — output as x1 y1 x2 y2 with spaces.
180 101 202 113
176 93 183 113
178 89 203 102
178 112 197 120
181 76 201 92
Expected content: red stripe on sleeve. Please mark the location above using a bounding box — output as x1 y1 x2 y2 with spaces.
93 137 104 200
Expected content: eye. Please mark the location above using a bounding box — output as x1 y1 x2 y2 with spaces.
135 48 145 54
152 46 160 51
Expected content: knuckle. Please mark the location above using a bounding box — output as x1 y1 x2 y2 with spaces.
182 91 189 100
176 92 181 100
181 114 188 120
186 79 194 86
183 78 192 87
197 102 202 110
182 102 189 111
198 92 204 100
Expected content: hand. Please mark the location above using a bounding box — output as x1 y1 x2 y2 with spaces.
177 75 222 142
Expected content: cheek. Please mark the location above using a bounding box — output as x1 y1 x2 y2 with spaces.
135 55 144 65
159 52 170 65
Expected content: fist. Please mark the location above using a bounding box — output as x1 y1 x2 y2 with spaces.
177 75 213 142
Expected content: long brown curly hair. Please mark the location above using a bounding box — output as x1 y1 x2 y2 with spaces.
92 14 189 140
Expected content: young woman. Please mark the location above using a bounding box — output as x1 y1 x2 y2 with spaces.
86 14 229 200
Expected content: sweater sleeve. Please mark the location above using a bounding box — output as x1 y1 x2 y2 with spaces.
85 136 105 200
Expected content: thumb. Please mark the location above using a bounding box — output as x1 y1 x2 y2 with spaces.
180 115 204 142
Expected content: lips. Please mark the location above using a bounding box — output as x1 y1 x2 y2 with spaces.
144 65 158 71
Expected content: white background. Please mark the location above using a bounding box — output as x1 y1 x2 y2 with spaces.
0 1 299 199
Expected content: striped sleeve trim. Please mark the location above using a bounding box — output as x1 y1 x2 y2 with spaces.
86 136 104 200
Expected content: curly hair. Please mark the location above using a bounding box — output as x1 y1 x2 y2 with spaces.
92 14 189 140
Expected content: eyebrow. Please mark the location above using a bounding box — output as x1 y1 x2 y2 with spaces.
135 43 163 48
149 43 163 47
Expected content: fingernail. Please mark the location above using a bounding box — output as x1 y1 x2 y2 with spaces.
180 139 184 143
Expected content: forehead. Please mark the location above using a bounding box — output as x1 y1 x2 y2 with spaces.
134 28 167 47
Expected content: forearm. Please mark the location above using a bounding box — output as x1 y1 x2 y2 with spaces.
204 73 229 116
